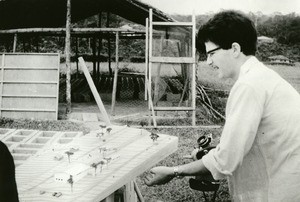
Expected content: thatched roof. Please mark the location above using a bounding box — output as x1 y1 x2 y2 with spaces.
0 0 175 29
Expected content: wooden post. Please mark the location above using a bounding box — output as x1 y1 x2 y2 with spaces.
97 12 102 82
191 12 196 126
92 36 96 80
145 18 149 101
107 12 112 76
97 37 102 81
124 181 137 202
0 54 4 117
79 57 111 125
148 9 157 127
65 0 72 114
75 37 79 78
133 180 145 202
13 34 17 52
111 31 119 116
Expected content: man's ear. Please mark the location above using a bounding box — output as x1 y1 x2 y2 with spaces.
231 42 241 58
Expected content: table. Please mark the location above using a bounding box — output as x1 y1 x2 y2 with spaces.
0 126 178 202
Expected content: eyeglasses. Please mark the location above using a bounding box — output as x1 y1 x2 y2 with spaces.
206 47 222 58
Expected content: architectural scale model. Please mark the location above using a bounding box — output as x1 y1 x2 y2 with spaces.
1 125 178 201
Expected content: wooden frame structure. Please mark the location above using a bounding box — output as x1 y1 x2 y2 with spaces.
0 0 176 116
0 53 60 120
146 9 196 126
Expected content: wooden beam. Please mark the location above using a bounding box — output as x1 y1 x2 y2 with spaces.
191 13 196 126
0 28 145 34
148 9 157 127
79 57 111 125
150 56 195 64
111 32 119 116
13 34 17 52
133 180 145 202
0 108 56 112
152 22 194 26
145 18 149 101
65 0 72 114
153 106 195 111
75 37 79 78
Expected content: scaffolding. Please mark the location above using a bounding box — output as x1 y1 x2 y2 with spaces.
146 9 196 127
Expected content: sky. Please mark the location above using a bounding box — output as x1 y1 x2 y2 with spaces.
140 0 300 15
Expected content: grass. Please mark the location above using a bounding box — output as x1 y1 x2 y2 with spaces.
0 117 89 133
136 127 231 202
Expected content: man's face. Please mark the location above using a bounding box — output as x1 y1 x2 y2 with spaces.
205 41 234 79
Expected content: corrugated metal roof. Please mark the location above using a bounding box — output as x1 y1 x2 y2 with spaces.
0 0 175 29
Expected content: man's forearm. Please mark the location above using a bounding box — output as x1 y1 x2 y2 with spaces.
174 159 210 177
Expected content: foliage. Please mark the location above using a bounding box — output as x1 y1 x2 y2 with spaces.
257 41 300 62
1 12 299 62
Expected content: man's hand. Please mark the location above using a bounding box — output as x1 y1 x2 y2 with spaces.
144 166 174 186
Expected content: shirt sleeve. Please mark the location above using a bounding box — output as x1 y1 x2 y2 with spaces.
202 83 264 180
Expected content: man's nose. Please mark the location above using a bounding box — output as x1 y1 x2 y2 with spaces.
206 56 213 65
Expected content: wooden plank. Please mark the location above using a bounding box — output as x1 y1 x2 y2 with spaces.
0 27 146 34
2 97 57 109
3 83 57 96
79 57 111 126
148 9 157 127
4 69 58 82
133 180 145 202
154 106 194 111
1 111 56 120
152 21 194 26
1 108 56 112
13 34 17 52
111 31 119 116
150 56 195 64
191 13 196 126
124 181 137 202
4 54 59 67
2 94 56 98
145 18 149 101
55 53 60 120
3 81 57 84
4 66 58 70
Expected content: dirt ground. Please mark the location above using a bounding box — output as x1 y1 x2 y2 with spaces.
58 99 212 127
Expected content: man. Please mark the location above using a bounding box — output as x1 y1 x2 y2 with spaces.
145 10 300 201
0 141 19 201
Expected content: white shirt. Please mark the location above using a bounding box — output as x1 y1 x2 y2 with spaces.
202 57 300 201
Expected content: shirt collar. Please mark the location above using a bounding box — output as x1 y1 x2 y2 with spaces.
238 56 259 79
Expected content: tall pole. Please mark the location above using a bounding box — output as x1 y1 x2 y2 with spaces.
65 0 72 114
13 34 17 52
111 31 119 116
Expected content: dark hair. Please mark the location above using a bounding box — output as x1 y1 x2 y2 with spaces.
196 10 257 56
